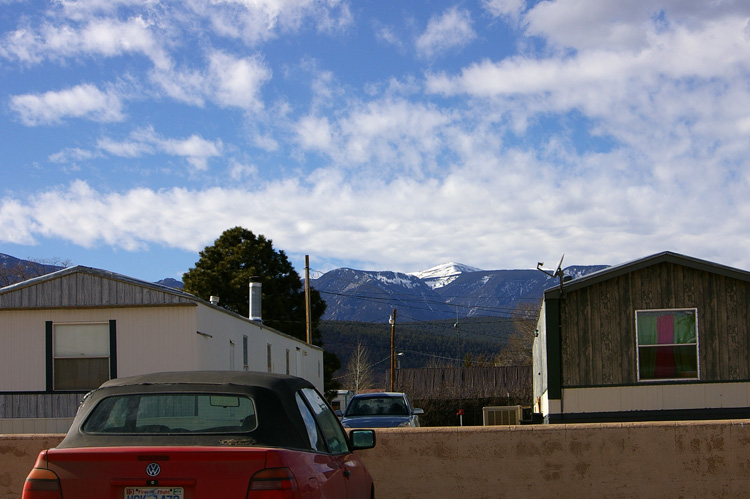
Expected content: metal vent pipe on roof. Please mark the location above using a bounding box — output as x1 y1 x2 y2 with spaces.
249 282 262 322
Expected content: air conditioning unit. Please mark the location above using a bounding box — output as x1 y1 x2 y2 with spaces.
482 405 522 426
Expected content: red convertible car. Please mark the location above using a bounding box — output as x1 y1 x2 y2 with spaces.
22 371 376 498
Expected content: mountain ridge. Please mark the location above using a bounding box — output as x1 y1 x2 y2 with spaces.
312 262 608 322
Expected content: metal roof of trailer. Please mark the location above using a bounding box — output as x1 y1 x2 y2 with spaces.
544 251 750 299
0 264 195 299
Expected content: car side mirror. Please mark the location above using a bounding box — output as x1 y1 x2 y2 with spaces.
349 429 376 450
335 409 343 417
413 408 424 415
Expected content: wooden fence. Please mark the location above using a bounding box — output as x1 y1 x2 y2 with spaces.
392 366 531 400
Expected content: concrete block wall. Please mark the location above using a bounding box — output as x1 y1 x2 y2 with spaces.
3 420 750 498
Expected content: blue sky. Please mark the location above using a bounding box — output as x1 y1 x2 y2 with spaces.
2 0 750 282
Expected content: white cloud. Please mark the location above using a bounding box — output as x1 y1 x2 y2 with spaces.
97 127 222 170
296 115 332 151
374 23 403 49
159 134 223 171
4 141 750 272
416 7 476 58
293 98 454 178
97 137 154 158
523 0 750 51
228 159 259 182
482 0 525 20
10 84 125 125
149 67 207 107
5 0 750 279
425 15 750 153
48 147 100 163
185 0 352 45
149 51 272 110
160 135 222 159
208 51 272 111
0 198 36 245
56 0 152 20
1 17 170 69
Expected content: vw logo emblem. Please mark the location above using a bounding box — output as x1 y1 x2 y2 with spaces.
146 463 161 477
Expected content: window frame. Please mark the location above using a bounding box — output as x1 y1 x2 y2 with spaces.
635 308 699 382
46 320 117 392
298 387 350 455
242 335 249 371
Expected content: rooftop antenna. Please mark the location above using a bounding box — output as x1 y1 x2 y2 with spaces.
537 254 568 297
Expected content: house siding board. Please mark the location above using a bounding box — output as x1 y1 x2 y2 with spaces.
725 278 739 379
621 272 635 381
560 293 575 385
571 288 585 386
599 280 617 385
101 277 111 306
704 272 720 380
546 299 561 399
591 282 605 386
580 287 593 385
740 281 750 379
716 274 729 380
62 275 73 306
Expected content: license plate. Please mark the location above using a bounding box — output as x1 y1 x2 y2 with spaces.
124 487 184 499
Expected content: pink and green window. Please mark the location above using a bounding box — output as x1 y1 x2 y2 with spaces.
636 309 698 381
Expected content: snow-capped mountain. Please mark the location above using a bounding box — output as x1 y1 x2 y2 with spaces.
311 268 452 322
313 263 608 322
410 262 483 289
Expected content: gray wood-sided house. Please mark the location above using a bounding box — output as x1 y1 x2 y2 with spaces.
534 251 750 423
0 266 323 433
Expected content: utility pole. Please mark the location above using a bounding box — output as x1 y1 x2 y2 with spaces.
389 308 397 392
304 255 312 344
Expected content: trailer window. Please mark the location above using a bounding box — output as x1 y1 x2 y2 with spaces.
636 308 698 381
53 322 111 391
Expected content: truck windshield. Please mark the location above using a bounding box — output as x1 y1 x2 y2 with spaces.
82 393 257 434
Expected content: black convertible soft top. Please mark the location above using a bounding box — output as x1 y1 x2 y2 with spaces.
57 371 317 450
96 370 314 392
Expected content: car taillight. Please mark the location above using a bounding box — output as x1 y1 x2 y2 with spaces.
246 467 299 499
22 468 62 499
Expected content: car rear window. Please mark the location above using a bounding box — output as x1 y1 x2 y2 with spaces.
346 396 408 416
82 393 257 434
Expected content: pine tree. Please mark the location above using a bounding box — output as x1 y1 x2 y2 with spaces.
182 227 338 391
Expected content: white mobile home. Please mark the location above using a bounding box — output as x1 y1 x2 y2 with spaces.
0 266 322 432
